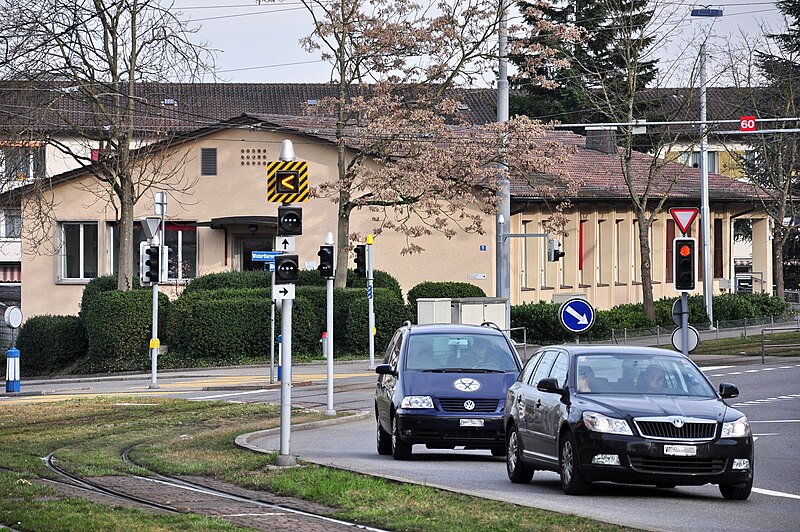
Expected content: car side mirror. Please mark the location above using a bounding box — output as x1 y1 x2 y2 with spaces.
537 377 562 394
719 383 739 399
375 364 396 376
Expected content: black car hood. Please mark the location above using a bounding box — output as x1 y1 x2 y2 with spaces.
403 371 518 398
580 394 731 421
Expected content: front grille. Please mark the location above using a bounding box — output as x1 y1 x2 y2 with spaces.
635 420 716 440
629 456 727 475
438 398 499 413
442 429 499 440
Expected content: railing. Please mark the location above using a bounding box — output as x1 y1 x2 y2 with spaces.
760 324 800 363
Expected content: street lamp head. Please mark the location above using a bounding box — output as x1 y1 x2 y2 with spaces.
691 7 723 17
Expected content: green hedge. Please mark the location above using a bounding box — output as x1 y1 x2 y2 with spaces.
407 281 486 307
78 289 170 373
17 315 87 376
79 275 145 320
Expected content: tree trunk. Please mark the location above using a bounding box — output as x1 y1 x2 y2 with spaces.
637 215 656 321
116 173 135 291
773 238 785 299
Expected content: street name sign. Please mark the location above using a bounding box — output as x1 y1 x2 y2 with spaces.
251 250 282 262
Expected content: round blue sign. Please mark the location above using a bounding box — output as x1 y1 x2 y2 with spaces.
558 298 595 334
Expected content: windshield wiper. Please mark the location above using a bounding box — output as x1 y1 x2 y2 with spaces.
420 368 505 373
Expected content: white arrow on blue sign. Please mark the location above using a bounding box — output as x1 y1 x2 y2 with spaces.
251 250 282 262
558 297 595 334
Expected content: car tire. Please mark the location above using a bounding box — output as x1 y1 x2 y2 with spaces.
391 416 412 460
490 445 505 457
559 432 590 495
719 479 752 500
377 419 392 455
506 425 534 484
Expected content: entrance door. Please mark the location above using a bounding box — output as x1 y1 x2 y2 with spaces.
240 237 274 271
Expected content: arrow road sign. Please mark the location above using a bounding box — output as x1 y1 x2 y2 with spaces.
669 207 699 235
275 236 296 252
272 283 296 301
559 297 595 334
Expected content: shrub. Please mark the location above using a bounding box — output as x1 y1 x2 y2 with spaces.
348 270 403 300
183 271 272 293
79 275 144 319
17 315 87 376
345 288 408 356
407 281 486 307
79 290 170 373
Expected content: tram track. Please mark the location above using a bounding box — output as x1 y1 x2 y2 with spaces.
42 447 388 531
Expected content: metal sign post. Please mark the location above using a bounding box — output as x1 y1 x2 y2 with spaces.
149 234 160 390
366 234 375 369
324 232 336 416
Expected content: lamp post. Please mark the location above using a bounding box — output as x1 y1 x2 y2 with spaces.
496 0 511 331
691 6 723 327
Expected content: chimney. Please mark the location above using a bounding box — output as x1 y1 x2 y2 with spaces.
585 126 618 154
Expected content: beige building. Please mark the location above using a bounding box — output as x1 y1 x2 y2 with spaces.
18 113 769 320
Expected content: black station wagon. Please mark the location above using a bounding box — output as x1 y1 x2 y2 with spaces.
504 345 754 499
375 322 522 460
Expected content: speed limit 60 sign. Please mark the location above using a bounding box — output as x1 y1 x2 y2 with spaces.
740 115 756 132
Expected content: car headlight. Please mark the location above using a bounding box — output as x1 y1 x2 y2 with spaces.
583 411 633 435
721 416 751 438
400 396 434 409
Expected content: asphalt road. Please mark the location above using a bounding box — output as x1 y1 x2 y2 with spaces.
5 357 799 531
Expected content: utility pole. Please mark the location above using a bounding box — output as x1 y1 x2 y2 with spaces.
692 6 723 326
496 0 511 331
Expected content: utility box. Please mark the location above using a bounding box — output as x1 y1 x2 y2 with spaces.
417 298 452 325
451 297 508 330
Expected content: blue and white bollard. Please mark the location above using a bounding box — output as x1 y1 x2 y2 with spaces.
6 347 20 393
277 334 282 382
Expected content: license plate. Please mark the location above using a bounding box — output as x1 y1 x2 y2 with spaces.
664 444 697 457
460 419 484 427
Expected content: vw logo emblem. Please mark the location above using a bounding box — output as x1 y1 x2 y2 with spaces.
464 400 475 411
671 417 685 428
453 378 481 392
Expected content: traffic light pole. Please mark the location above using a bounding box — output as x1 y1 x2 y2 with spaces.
367 234 375 369
276 297 295 466
681 292 689 357
149 234 160 390
324 232 335 416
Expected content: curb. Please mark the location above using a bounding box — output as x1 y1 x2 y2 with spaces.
235 411 371 454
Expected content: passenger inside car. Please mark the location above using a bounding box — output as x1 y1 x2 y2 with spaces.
638 364 668 393
577 366 595 392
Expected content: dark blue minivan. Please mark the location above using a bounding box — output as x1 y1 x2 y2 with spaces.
375 322 522 460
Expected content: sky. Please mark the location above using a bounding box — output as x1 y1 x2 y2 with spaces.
172 0 786 86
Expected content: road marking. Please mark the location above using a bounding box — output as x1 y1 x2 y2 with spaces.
753 488 800 500
190 389 270 400
701 366 733 372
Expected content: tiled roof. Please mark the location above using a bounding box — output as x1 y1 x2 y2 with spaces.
0 81 498 134
510 130 758 203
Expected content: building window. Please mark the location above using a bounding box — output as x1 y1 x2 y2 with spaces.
666 220 675 283
615 220 623 284
2 211 21 239
110 221 197 281
679 150 718 173
61 222 98 280
578 220 586 285
201 148 217 176
596 219 606 284
631 220 640 283
2 145 45 182
714 218 723 278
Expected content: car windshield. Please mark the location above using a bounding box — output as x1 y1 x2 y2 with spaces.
574 353 716 397
405 333 518 372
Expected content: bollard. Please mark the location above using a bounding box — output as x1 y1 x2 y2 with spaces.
277 334 283 382
6 347 20 393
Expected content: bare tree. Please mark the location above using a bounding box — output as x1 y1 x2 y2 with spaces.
291 0 581 287
0 0 214 290
514 0 702 320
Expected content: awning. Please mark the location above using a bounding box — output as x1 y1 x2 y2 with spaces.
0 265 21 283
197 216 277 230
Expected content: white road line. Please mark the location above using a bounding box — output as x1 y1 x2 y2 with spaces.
728 371 743 375
189 389 269 400
745 370 760 373
701 366 734 372
762 368 777 371
753 488 800 500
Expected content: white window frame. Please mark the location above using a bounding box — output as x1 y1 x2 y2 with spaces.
1 210 21 239
60 222 98 281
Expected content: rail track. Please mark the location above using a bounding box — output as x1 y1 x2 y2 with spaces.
42 448 387 532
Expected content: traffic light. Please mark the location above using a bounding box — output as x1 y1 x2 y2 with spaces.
318 245 334 278
142 244 160 284
353 244 366 277
274 254 299 284
277 205 302 236
674 237 696 291
547 238 564 262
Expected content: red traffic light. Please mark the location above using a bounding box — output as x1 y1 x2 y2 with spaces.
679 244 692 257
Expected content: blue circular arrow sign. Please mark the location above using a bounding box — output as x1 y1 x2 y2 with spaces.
558 298 596 334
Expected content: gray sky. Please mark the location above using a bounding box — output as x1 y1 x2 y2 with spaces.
173 0 784 85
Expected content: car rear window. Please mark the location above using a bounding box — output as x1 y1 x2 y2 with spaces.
405 334 518 372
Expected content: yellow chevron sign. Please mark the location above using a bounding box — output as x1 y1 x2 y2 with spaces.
266 161 309 203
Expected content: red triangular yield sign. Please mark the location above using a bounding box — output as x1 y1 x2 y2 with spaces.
670 207 699 234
